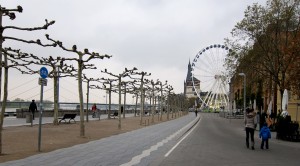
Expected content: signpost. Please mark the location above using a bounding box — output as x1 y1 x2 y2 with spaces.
38 67 48 152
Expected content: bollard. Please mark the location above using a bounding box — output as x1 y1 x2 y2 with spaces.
26 114 33 127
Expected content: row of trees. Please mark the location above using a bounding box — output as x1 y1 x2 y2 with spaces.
0 5 190 154
225 0 300 113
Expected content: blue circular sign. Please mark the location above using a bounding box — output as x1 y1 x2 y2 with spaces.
40 67 48 79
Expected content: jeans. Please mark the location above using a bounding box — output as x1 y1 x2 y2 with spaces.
246 127 255 148
261 139 269 149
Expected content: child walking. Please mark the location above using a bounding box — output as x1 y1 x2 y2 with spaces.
259 123 271 149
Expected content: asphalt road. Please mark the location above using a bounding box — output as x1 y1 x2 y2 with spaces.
155 113 300 166
1 113 299 166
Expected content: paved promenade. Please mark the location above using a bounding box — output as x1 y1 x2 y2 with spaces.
3 113 132 127
1 113 299 166
1 113 197 166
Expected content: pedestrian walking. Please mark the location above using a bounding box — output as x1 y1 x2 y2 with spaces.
244 108 257 150
29 100 37 120
195 108 198 117
259 122 271 150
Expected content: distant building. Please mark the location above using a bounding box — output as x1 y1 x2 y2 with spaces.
184 60 200 99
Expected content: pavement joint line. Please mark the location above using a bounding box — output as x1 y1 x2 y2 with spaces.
120 115 199 166
165 116 201 157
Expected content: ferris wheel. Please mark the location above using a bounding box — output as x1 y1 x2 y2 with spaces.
191 44 230 110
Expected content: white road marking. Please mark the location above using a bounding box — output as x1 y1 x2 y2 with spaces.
164 116 201 157
120 116 200 166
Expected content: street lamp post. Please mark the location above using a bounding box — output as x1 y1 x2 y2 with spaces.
239 73 246 118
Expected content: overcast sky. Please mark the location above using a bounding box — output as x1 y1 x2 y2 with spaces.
0 0 265 104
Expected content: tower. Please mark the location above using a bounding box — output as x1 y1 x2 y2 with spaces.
184 60 200 99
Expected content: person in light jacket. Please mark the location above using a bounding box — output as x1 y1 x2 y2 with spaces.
244 108 257 150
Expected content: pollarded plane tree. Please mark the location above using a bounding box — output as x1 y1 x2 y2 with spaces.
180 94 189 116
90 77 120 119
101 78 118 119
82 74 103 122
164 85 174 120
143 80 154 122
0 5 55 102
46 57 76 125
46 34 112 137
120 79 136 118
144 79 160 123
0 5 55 115
0 13 56 103
175 94 182 118
150 80 161 123
90 77 119 119
139 79 152 117
129 71 151 125
25 52 97 127
88 76 119 120
1 48 71 154
156 80 168 121
143 82 152 116
0 5 56 154
0 48 38 154
169 93 177 119
9 50 77 125
101 67 138 129
123 79 140 117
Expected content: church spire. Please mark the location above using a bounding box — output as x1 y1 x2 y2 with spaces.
186 59 192 81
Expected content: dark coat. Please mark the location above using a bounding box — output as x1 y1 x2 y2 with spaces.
29 102 37 113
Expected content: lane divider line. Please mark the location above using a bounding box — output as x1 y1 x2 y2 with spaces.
164 117 201 157
120 116 200 166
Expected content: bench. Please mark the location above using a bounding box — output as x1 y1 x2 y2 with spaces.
58 114 77 124
110 112 118 119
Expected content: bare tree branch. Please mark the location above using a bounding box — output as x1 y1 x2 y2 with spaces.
3 19 55 31
3 36 57 47
45 34 112 62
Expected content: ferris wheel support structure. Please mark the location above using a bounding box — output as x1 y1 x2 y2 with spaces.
191 44 231 111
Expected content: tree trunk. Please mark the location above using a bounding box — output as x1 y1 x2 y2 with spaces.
0 54 8 154
86 80 89 122
0 10 3 154
140 76 144 125
108 86 111 119
53 75 59 125
151 87 155 123
123 83 126 118
160 87 163 121
78 58 85 137
134 94 138 117
167 93 170 120
118 75 121 129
